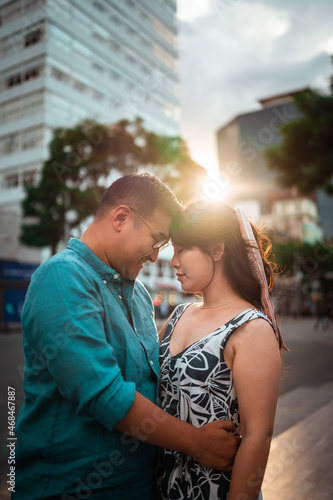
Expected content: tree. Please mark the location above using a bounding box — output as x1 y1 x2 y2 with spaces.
273 240 333 295
264 88 333 194
21 119 206 254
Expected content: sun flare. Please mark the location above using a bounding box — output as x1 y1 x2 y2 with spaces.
201 173 230 201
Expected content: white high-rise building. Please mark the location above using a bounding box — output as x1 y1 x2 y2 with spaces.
0 0 180 261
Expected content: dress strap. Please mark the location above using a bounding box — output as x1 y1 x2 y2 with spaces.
160 303 191 343
220 308 278 349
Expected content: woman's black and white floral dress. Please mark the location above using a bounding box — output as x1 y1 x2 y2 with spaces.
158 304 273 500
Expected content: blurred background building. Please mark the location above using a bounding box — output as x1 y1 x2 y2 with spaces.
0 0 179 260
0 0 179 328
216 89 333 243
216 89 333 315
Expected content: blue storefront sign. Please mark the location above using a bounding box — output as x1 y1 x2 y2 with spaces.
0 260 39 326
0 260 39 281
4 289 27 323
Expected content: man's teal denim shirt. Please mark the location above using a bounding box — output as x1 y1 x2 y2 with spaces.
14 238 160 499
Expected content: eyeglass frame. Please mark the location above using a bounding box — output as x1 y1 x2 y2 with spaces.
129 207 170 250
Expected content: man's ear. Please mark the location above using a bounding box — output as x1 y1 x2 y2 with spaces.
112 205 132 232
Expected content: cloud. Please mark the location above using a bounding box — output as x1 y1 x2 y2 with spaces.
177 0 212 22
177 0 333 171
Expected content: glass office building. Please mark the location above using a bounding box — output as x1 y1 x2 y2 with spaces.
0 0 180 260
216 90 333 241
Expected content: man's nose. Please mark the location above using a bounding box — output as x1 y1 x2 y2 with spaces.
149 247 159 263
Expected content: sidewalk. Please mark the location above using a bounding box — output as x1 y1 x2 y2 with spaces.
261 317 333 499
262 398 333 500
1 317 332 499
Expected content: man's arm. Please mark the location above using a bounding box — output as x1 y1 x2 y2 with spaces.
117 391 240 471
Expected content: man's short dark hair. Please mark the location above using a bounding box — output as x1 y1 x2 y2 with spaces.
95 173 181 220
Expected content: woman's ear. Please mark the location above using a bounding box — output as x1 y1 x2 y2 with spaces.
212 243 225 262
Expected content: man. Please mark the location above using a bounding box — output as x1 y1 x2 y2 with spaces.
14 173 239 499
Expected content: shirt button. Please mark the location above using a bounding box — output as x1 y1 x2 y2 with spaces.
118 295 122 300
134 327 137 332
150 360 154 366
103 280 107 284
156 338 159 343
113 274 119 280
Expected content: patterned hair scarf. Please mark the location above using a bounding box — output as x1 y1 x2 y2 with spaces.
235 208 289 351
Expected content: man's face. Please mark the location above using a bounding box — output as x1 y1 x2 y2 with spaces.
118 208 172 280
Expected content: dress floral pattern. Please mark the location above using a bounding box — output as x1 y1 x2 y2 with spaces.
158 304 274 500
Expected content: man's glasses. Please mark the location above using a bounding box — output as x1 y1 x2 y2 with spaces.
130 207 170 250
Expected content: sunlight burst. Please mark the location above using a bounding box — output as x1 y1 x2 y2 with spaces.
201 173 229 201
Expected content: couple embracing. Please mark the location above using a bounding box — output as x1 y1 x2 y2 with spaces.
13 173 286 500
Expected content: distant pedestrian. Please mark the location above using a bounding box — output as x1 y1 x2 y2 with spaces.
313 298 330 331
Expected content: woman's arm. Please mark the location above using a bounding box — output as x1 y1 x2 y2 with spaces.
226 318 281 500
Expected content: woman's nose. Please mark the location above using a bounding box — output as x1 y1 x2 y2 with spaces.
170 253 178 269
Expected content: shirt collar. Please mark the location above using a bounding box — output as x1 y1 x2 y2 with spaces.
67 238 122 284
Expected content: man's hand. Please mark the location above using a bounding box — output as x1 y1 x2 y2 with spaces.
191 420 241 471
117 392 240 470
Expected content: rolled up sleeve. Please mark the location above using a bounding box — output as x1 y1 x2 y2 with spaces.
24 258 136 430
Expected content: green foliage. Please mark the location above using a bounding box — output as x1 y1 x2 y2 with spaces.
273 240 333 281
265 88 333 194
21 119 206 254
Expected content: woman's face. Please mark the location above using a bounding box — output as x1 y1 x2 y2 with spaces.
170 244 215 293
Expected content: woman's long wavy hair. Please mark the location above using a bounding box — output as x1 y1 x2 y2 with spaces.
170 200 277 312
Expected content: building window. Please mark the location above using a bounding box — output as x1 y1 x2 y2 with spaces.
4 173 19 189
23 169 37 186
51 67 69 83
126 54 136 65
93 1 106 12
111 41 121 52
5 74 21 88
24 68 39 81
1 135 18 156
24 29 41 47
24 0 46 14
73 80 87 93
0 1 21 26
126 25 135 37
153 19 176 47
92 62 105 73
20 92 44 114
93 32 105 43
153 44 176 70
21 128 43 150
0 100 20 121
140 10 149 21
0 3 45 27
5 68 40 88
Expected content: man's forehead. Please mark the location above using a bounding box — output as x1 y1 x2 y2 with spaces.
149 209 172 237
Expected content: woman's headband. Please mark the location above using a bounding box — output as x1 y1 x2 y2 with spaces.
235 208 289 351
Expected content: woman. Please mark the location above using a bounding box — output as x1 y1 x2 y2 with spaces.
158 200 288 500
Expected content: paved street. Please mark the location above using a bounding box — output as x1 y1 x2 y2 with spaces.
0 316 332 499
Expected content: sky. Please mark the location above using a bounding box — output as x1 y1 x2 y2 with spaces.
176 0 333 173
